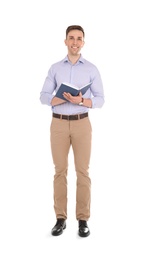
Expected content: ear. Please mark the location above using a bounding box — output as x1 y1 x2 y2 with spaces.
82 41 85 47
64 39 67 46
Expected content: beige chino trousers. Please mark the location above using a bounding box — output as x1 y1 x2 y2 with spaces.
50 116 92 221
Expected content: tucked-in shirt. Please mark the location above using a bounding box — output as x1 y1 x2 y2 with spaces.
40 55 104 115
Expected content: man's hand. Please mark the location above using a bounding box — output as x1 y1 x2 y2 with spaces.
63 92 82 104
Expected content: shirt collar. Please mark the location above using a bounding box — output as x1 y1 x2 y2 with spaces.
63 55 84 64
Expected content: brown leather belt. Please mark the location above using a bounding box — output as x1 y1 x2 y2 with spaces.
53 112 88 120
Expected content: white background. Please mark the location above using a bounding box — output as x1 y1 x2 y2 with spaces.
0 0 147 259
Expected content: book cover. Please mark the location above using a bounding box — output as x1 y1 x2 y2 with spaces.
55 82 92 101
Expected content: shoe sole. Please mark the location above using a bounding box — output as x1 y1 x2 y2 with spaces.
78 231 90 237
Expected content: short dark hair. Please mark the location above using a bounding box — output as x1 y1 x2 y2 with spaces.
66 25 85 38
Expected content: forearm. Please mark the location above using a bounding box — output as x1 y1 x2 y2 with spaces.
82 98 92 108
51 96 67 106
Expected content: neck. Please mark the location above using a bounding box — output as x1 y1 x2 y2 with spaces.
68 54 81 64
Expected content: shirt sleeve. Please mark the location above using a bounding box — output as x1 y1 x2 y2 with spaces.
40 66 56 106
90 67 105 108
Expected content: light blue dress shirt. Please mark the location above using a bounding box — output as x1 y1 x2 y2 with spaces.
40 55 104 115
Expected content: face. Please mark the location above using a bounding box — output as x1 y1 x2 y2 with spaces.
64 29 85 56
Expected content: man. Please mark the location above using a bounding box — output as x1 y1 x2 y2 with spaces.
40 25 104 237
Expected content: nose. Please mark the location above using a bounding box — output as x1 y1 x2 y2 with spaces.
73 39 77 44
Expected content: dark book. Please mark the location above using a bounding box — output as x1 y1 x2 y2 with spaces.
55 82 92 101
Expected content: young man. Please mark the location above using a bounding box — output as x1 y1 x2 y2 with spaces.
40 25 104 237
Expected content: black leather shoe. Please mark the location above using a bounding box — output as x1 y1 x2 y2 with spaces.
51 218 66 236
78 220 90 237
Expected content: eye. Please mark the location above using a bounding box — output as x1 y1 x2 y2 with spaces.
78 37 82 40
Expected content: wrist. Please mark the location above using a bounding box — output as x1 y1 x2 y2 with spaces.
79 97 84 106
